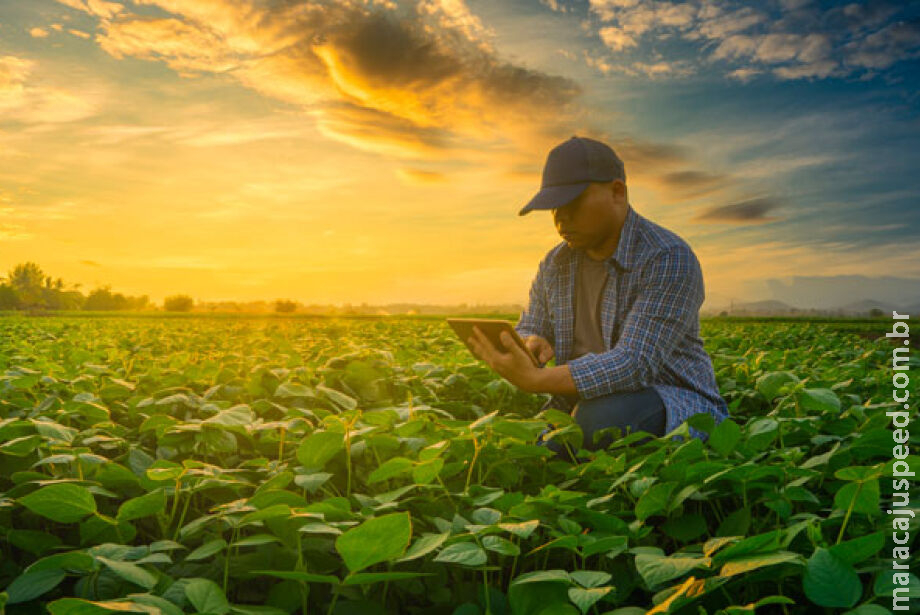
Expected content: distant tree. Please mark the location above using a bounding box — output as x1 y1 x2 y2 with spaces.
85 287 128 310
275 299 297 313
164 294 194 312
867 308 884 318
57 290 85 310
8 262 46 308
718 310 728 317
0 284 19 310
127 295 150 310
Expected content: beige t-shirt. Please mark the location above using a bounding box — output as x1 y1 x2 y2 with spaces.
571 251 610 359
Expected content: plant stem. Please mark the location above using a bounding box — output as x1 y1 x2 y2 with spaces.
465 436 480 494
278 426 286 463
835 482 862 544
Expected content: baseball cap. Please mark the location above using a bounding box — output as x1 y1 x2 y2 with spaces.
518 135 626 216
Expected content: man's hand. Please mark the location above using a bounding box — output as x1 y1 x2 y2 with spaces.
467 326 542 393
524 335 554 365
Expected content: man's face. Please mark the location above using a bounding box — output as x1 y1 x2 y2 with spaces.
552 181 623 250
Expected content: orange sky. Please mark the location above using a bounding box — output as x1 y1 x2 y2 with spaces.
2 0 919 310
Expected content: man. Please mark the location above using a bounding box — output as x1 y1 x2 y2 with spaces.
467 135 729 460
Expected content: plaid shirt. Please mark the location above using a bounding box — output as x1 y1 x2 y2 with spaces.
515 202 729 441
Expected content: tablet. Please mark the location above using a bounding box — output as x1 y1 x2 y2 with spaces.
446 318 541 367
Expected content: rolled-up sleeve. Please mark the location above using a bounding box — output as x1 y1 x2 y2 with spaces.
567 244 703 399
515 258 554 344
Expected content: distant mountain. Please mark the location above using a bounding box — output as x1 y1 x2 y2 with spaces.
730 300 798 315
839 299 901 315
703 297 919 317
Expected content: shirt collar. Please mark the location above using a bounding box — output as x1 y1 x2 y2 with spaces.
553 202 640 273
610 202 639 272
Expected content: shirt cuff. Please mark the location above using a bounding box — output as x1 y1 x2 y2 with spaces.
566 352 611 400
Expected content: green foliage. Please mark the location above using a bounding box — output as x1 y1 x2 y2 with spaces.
163 294 194 312
0 315 915 614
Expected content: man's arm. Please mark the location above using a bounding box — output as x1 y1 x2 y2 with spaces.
556 244 704 399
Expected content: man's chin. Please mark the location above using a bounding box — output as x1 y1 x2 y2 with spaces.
561 235 586 248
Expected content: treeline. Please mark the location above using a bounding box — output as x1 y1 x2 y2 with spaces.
1 262 302 314
1 262 153 311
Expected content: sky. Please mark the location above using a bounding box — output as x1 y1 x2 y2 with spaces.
1 0 919 310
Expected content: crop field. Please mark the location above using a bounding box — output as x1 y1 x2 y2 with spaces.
0 315 917 615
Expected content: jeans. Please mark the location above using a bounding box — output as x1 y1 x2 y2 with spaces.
536 387 666 462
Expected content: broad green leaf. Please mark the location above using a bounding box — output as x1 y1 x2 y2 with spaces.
635 482 676 521
296 431 344 470
397 532 450 562
335 512 411 572
5 569 66 604
511 570 571 585
316 385 357 411
19 484 96 523
116 489 166 522
755 371 799 400
803 548 861 608
186 539 227 562
432 542 487 567
185 578 231 615
412 458 444 484
204 404 253 427
833 480 880 515
0 435 43 456
294 472 333 493
708 419 741 456
569 571 611 588
829 532 885 565
274 382 314 398
835 465 883 481
719 551 802 577
499 520 540 539
568 586 612 614
635 554 707 588
482 535 520 556
96 557 158 590
797 388 841 413
46 598 152 614
367 457 414 483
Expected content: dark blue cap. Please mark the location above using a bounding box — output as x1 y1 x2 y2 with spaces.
518 135 626 216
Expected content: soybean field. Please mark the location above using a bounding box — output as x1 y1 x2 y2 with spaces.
0 315 917 615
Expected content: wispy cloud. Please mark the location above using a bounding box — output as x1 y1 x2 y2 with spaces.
692 196 784 224
581 0 920 82
83 0 584 162
0 55 99 123
397 167 448 185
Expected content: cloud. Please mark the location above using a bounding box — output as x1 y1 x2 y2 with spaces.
80 259 102 267
310 102 457 157
29 27 49 38
88 0 584 161
0 222 32 241
726 66 762 81
396 167 448 184
844 18 920 70
653 169 733 201
98 18 242 74
692 196 784 224
55 0 124 19
0 55 98 123
585 0 919 82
